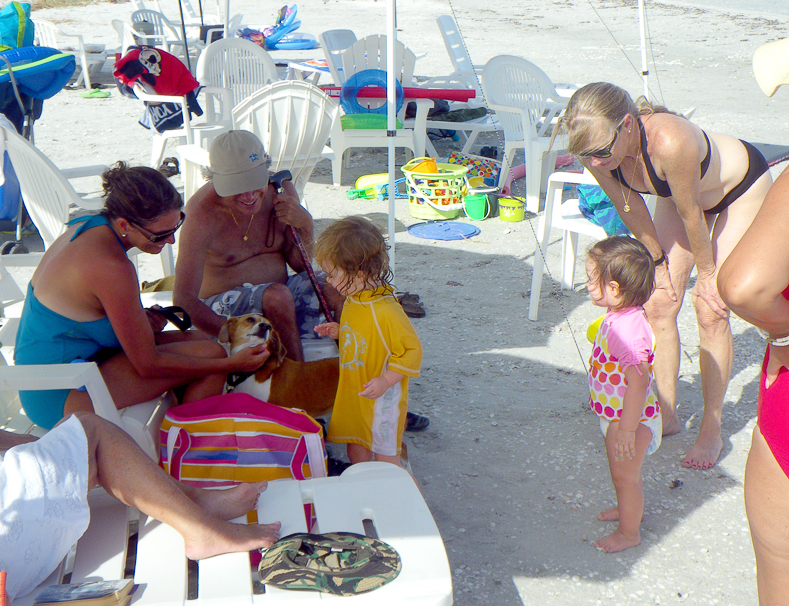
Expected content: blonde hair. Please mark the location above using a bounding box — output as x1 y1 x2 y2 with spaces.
314 216 393 293
587 236 655 310
555 82 677 156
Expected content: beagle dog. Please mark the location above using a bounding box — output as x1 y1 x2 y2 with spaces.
218 314 339 418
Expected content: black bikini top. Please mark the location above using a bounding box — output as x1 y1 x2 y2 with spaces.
612 117 711 198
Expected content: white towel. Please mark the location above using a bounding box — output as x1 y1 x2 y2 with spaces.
0 415 90 601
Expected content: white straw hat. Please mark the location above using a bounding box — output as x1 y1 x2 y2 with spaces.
209 130 270 197
753 38 789 97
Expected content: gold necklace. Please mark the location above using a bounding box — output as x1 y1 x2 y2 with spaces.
618 128 642 213
229 209 255 241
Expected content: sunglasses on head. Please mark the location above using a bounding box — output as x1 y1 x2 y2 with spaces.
577 124 623 160
130 211 185 243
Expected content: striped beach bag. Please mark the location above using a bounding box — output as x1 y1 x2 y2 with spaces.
160 393 327 488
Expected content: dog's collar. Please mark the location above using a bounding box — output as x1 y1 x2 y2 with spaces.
226 370 256 390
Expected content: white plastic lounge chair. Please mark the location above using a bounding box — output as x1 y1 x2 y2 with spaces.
318 29 357 86
0 122 175 276
528 170 655 320
130 9 191 58
329 35 431 186
8 462 453 606
482 55 569 214
32 19 107 91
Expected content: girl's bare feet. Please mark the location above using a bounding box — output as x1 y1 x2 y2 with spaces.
594 529 641 553
192 482 268 520
597 507 620 521
184 520 281 561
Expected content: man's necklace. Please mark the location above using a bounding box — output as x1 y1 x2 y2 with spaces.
229 209 255 241
618 139 642 213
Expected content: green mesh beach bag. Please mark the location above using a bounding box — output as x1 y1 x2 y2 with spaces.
257 532 401 596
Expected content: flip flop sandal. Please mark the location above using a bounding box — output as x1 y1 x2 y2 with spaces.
80 88 111 99
150 306 192 331
158 157 180 177
400 299 425 318
395 291 420 305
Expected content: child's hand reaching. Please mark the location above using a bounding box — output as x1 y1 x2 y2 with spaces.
614 428 636 462
314 322 340 339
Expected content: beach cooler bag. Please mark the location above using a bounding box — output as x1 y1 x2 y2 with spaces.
160 392 327 488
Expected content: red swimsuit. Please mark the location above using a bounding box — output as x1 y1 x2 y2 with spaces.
756 284 789 477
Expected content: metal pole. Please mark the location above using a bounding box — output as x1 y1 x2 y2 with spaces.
176 0 192 72
386 0 396 276
638 0 648 100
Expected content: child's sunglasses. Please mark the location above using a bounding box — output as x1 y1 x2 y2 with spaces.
130 212 185 243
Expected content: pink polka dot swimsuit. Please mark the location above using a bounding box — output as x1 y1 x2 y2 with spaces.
589 306 660 424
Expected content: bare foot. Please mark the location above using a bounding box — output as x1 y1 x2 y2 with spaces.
193 481 268 520
185 520 281 561
597 507 619 521
593 529 641 553
662 409 681 436
682 428 723 470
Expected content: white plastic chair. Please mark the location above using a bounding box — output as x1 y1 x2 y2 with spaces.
0 122 175 276
318 29 357 86
111 19 141 57
528 170 655 320
32 19 107 91
482 55 569 214
233 80 338 199
329 34 432 186
130 9 191 58
196 37 280 120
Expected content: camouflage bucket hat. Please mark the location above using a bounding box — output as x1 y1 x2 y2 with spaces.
257 532 401 596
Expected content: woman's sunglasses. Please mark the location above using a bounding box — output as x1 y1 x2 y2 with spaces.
130 211 185 243
577 125 622 160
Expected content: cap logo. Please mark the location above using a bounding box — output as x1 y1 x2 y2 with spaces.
249 153 259 162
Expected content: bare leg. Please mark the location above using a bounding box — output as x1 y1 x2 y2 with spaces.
745 426 789 605
347 442 373 464
261 283 303 362
74 412 280 559
63 339 228 417
594 422 651 553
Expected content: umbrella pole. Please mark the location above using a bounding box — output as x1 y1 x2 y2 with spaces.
386 0 397 277
177 0 192 72
638 0 648 100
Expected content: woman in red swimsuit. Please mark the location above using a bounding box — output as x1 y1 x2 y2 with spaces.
719 165 789 605
560 83 772 470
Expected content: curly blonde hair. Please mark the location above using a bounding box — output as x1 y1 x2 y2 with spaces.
314 216 393 293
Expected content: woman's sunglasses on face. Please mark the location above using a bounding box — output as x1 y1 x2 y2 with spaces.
577 125 623 160
130 211 185 243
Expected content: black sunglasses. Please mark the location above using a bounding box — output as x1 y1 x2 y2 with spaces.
577 124 622 160
130 211 185 243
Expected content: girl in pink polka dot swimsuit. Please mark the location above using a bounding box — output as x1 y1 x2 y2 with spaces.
586 236 662 553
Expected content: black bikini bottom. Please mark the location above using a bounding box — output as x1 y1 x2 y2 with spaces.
705 140 769 215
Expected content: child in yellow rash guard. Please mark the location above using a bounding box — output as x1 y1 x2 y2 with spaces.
314 217 422 467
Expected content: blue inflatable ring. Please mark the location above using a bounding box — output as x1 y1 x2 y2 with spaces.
340 69 404 116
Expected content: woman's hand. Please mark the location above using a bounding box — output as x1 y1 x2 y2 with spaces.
314 322 340 339
654 264 677 302
765 342 789 389
145 306 168 333
614 428 637 462
693 271 728 319
228 343 270 372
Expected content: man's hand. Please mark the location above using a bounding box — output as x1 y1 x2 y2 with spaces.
273 192 311 231
228 343 271 372
314 322 340 340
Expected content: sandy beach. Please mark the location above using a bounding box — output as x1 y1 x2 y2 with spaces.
7 0 789 603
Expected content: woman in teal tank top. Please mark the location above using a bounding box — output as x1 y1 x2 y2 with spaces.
14 163 272 429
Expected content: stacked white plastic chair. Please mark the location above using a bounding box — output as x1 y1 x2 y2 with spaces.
32 19 107 91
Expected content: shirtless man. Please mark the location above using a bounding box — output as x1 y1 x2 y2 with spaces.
0 412 279 601
173 130 430 431
174 130 343 362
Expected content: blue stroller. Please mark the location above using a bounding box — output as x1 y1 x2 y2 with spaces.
0 45 75 254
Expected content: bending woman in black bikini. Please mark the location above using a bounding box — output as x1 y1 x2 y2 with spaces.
560 82 772 470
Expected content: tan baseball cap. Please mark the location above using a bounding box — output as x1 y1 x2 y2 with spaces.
209 130 270 197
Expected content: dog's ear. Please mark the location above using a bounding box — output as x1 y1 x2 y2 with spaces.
218 318 235 345
272 328 287 363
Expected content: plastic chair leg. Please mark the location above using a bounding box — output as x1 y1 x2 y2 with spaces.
561 230 579 290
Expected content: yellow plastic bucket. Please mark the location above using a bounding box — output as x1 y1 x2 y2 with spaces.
587 315 605 344
498 197 525 222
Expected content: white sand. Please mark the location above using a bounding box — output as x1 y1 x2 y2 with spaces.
11 0 789 603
